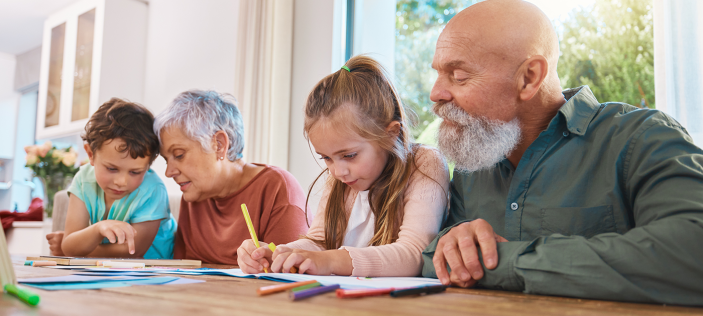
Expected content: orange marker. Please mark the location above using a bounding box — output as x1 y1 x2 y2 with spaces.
257 279 319 296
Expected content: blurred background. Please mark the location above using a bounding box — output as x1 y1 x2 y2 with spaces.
0 0 700 226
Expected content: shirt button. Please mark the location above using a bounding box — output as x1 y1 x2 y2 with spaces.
563 131 570 137
510 202 518 210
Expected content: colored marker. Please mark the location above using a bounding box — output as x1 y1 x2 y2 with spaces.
289 284 340 301
336 287 395 298
257 279 318 296
241 204 268 273
390 284 447 298
4 284 40 306
31 261 57 267
291 282 322 292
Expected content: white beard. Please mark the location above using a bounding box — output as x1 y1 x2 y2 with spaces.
433 102 521 173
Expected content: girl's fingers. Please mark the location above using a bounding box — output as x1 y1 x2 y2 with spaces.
282 253 306 274
270 252 291 273
103 229 117 244
124 228 136 255
237 247 263 271
297 258 316 275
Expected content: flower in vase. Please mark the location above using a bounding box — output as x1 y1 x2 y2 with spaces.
26 153 38 165
24 145 39 155
62 152 78 167
52 149 64 161
38 141 52 158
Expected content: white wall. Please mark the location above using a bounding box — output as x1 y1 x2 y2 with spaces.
142 0 240 194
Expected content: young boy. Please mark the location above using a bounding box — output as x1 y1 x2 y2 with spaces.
46 98 176 259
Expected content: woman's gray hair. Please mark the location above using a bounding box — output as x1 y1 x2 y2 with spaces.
154 90 244 161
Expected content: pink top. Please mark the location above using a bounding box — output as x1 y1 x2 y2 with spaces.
284 146 450 277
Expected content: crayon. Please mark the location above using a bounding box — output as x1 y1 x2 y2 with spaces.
291 282 322 292
30 261 57 267
257 279 318 296
241 204 268 273
390 284 447 298
289 284 340 301
4 284 40 306
336 287 395 298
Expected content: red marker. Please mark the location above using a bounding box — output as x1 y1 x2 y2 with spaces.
336 288 395 298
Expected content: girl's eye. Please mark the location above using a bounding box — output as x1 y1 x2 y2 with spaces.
318 156 330 161
343 153 357 159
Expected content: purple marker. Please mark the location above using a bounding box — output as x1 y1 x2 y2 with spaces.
289 284 340 301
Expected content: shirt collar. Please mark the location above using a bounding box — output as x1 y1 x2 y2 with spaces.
559 86 602 136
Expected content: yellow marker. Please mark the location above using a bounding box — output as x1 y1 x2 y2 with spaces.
268 243 276 252
241 204 268 273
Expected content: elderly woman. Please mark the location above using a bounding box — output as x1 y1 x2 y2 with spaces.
153 90 308 264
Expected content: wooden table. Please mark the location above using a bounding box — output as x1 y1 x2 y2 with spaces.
2 256 702 316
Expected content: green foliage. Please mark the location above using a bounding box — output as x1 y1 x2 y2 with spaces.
395 0 481 138
557 0 655 108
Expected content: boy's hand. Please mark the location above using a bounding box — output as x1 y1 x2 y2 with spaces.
46 231 65 256
237 239 274 274
271 248 352 276
93 220 137 255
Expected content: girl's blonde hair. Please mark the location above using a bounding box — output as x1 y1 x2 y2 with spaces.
304 55 419 249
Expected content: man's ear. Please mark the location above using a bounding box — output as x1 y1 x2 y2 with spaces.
517 55 549 102
213 131 230 160
386 121 402 137
84 143 95 166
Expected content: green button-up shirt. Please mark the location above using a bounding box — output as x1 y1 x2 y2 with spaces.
422 86 703 306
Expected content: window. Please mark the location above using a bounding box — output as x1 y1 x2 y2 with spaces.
395 0 655 143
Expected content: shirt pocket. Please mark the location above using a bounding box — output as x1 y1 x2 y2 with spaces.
540 205 616 239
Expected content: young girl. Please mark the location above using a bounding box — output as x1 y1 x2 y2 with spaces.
237 56 449 277
49 98 177 259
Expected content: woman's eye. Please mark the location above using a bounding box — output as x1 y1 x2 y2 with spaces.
175 154 183 159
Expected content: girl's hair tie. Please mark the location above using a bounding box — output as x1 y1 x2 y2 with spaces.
341 65 351 72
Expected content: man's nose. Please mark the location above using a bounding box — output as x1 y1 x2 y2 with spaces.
430 77 452 103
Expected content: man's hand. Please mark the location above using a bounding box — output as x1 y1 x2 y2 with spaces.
93 220 137 255
46 231 65 256
433 219 508 287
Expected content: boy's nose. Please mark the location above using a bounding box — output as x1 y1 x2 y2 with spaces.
115 174 128 187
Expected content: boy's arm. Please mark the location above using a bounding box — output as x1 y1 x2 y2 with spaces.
61 194 105 256
87 220 160 258
61 194 160 258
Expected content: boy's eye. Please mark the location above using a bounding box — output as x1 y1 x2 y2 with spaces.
130 171 143 175
107 167 117 172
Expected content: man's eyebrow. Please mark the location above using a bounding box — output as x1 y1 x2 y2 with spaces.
433 60 466 71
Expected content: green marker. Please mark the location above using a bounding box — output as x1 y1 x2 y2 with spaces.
4 284 40 306
290 282 322 292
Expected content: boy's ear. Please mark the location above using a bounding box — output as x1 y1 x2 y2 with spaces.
84 143 95 166
385 121 402 137
213 131 230 160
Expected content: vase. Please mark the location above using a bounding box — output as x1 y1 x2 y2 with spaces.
40 173 73 218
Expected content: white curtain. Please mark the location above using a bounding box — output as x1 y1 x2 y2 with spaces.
654 0 703 145
234 0 294 169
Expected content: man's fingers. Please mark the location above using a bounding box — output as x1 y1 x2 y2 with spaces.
495 233 508 243
442 241 472 283
432 242 450 285
456 235 483 280
237 247 263 272
475 227 499 270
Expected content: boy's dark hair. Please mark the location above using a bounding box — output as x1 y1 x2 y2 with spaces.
82 98 159 163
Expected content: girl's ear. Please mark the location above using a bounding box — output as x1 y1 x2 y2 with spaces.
84 143 95 166
385 121 402 137
213 131 230 160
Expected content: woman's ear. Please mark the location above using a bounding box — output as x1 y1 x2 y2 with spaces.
213 131 230 160
385 121 402 137
84 143 95 166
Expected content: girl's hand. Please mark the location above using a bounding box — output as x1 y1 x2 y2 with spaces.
93 220 137 255
237 239 274 274
271 249 352 276
46 231 65 256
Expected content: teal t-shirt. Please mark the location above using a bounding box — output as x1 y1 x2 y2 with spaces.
68 164 177 259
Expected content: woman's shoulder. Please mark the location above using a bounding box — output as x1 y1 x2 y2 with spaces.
248 164 305 194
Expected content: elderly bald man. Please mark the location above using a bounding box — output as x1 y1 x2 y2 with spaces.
422 0 703 306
